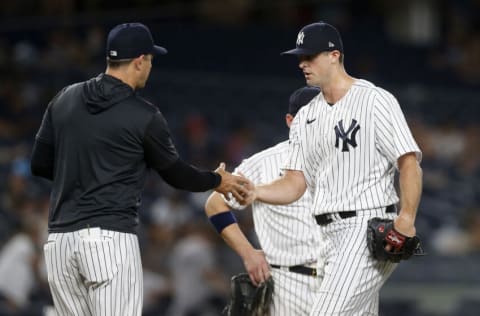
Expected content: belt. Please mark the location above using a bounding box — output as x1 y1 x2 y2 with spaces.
270 264 318 277
315 204 396 226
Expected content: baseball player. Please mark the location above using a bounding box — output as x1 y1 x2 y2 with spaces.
205 86 323 316
30 22 251 316
245 22 423 315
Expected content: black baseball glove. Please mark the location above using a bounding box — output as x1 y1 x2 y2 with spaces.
367 217 425 263
224 273 274 316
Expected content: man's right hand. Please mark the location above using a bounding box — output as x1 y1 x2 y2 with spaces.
214 163 253 203
242 249 270 287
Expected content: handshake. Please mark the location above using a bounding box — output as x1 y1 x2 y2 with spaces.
214 162 255 205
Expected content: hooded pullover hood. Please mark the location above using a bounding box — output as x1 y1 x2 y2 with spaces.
83 73 134 114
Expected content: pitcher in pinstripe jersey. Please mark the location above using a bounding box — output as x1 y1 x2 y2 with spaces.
246 22 423 315
205 87 323 316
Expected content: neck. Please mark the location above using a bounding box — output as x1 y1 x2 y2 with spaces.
320 68 354 105
105 68 137 90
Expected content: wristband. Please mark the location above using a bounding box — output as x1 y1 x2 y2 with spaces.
209 211 237 233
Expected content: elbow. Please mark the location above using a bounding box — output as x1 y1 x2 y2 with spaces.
205 193 216 216
289 185 306 203
30 141 54 180
288 170 307 201
30 162 53 180
30 162 39 177
30 161 42 177
205 192 229 216
297 181 307 200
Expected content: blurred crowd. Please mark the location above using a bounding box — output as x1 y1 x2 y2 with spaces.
0 1 479 315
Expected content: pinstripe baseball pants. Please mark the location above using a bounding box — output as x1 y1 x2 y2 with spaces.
43 228 143 316
270 267 322 316
310 208 397 316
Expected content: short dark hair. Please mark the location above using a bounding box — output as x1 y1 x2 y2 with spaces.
339 53 344 64
106 57 132 69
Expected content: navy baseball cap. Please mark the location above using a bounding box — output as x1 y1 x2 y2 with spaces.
288 86 321 116
281 22 343 56
106 23 167 60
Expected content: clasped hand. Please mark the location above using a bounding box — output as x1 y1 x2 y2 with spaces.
214 163 254 204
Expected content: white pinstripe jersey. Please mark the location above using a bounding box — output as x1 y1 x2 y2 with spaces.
226 141 322 267
285 79 421 214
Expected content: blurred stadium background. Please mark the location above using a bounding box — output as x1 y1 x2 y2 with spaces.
0 0 479 315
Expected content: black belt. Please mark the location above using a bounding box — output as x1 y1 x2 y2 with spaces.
270 264 317 277
315 204 396 226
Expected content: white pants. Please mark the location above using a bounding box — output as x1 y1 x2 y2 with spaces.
43 228 143 316
270 265 323 316
310 208 397 316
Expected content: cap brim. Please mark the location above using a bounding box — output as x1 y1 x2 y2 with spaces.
280 47 317 56
153 45 168 55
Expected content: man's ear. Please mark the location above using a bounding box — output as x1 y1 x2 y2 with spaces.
133 55 144 70
286 113 294 128
330 50 341 64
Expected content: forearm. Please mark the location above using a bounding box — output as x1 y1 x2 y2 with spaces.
256 170 306 205
398 153 423 221
157 158 221 192
206 192 270 284
221 224 258 260
205 193 255 260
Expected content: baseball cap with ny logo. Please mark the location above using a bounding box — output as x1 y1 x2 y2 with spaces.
281 22 343 56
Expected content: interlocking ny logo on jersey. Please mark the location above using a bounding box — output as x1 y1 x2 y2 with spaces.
334 119 360 152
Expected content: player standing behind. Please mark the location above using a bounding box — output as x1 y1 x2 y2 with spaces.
245 22 423 315
30 23 251 316
205 86 323 316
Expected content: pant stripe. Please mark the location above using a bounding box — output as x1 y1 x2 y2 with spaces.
271 268 322 316
311 209 397 315
44 229 142 316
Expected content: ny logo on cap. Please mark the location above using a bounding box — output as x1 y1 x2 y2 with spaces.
296 31 305 46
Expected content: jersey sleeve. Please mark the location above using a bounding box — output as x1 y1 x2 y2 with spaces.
283 114 305 172
374 89 422 168
144 113 180 171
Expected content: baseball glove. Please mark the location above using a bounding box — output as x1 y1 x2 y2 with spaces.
367 217 425 263
224 273 274 316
